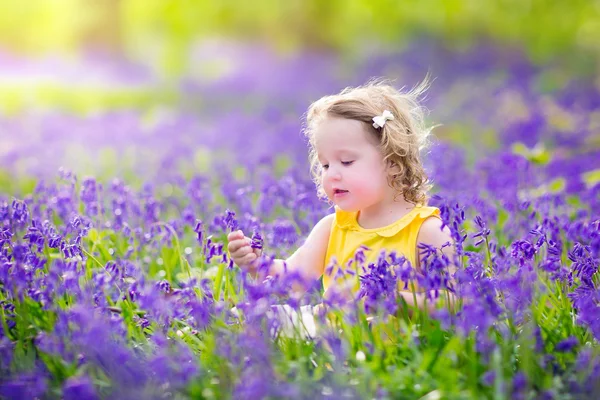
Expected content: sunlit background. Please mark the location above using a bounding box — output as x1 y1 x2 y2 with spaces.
1 1 599 190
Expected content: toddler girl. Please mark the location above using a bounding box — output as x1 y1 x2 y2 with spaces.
228 78 455 313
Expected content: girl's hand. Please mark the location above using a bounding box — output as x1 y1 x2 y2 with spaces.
227 230 262 271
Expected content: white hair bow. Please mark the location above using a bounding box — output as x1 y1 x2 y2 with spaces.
372 110 394 129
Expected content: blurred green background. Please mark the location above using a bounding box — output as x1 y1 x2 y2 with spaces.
1 0 599 116
1 0 598 77
1 0 598 176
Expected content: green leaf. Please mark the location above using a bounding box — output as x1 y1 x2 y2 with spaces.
582 168 600 188
511 142 552 165
213 263 226 301
87 228 99 243
548 177 566 193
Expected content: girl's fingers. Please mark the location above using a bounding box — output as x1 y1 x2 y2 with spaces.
232 244 256 261
227 230 244 242
238 252 257 267
230 246 248 260
227 231 261 267
227 238 248 253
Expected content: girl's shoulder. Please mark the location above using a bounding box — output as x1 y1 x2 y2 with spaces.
332 205 440 237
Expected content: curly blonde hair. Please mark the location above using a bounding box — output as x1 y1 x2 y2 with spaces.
304 77 435 205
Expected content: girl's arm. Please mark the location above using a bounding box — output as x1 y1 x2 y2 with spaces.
403 216 458 312
244 213 334 285
228 214 335 280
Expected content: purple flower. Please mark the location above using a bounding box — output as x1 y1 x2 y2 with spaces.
23 221 45 248
62 375 99 400
269 219 299 248
511 240 537 265
187 297 214 330
80 177 100 216
0 337 13 373
472 215 491 247
193 219 204 244
512 372 528 399
11 199 30 226
224 209 239 232
325 256 339 277
358 251 398 315
481 370 495 386
555 336 578 352
251 228 264 250
0 372 47 399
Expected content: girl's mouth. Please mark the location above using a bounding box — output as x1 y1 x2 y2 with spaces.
334 189 349 197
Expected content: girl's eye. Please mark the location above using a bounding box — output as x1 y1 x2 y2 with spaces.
322 161 353 170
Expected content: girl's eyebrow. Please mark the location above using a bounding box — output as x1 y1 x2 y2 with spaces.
318 149 357 158
336 149 357 154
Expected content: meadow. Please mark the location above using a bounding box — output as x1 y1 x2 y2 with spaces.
1 40 599 399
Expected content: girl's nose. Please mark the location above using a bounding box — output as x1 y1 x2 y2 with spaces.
333 171 342 180
327 167 342 180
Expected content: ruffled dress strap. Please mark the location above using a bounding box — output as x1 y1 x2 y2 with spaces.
333 205 440 237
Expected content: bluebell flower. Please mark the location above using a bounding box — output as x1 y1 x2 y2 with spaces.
512 372 528 399
224 209 239 232
0 371 48 399
193 219 204 244
555 336 578 352
62 375 99 400
358 252 398 315
472 215 491 247
251 228 264 250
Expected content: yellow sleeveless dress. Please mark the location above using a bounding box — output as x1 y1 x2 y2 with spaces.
322 204 441 293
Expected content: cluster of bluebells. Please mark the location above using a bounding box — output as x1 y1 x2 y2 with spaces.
0 40 599 398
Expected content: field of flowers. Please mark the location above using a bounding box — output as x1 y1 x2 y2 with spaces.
1 40 599 399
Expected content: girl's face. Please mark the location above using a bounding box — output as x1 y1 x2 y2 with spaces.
314 117 392 212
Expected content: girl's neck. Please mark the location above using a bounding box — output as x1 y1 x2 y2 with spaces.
356 198 417 229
